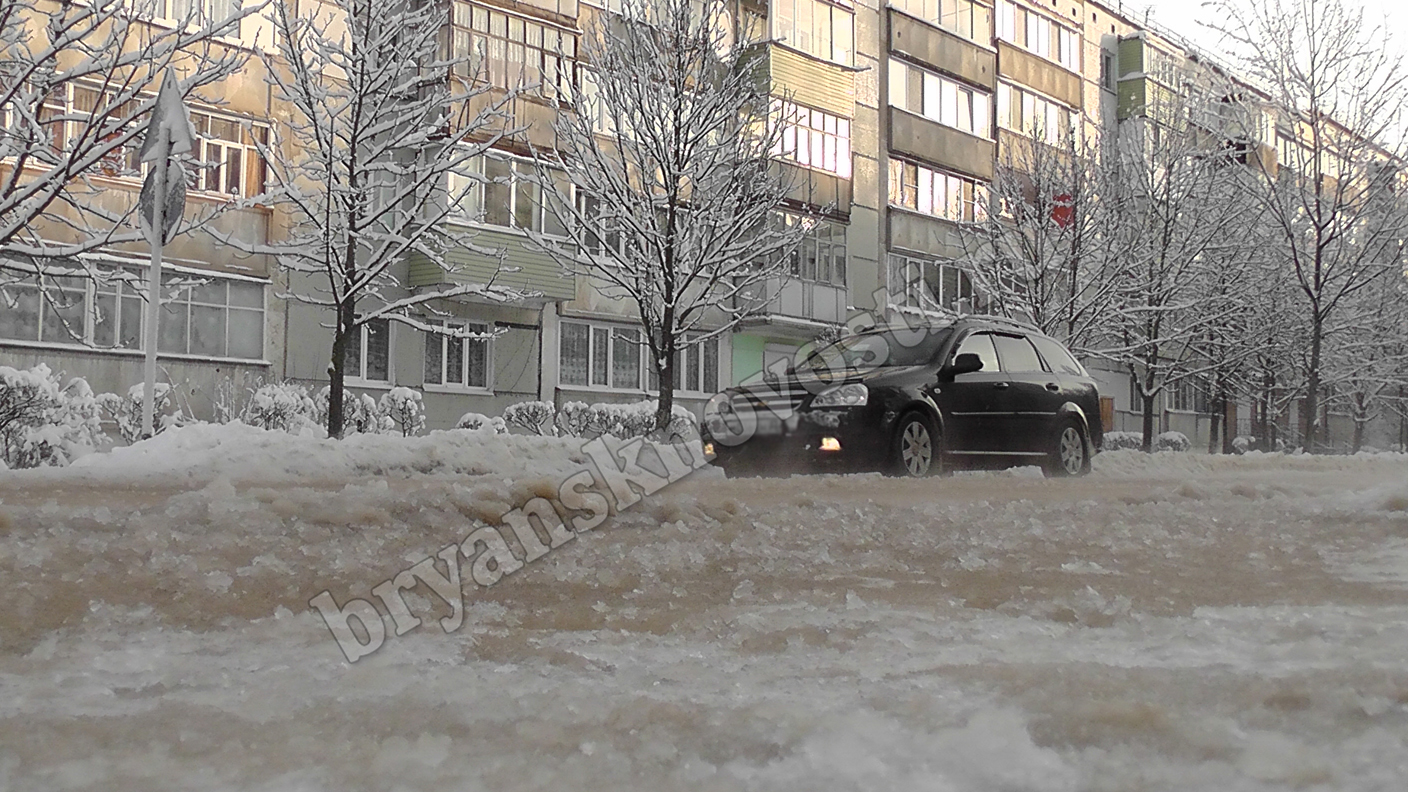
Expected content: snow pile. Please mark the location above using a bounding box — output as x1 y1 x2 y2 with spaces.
56 420 594 484
0 363 106 468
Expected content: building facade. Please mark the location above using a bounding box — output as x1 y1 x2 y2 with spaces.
3 0 1397 449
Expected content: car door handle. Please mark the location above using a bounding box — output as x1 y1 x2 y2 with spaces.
1045 383 1060 392
992 382 1010 390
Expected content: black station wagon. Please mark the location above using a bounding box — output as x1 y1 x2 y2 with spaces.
702 316 1103 477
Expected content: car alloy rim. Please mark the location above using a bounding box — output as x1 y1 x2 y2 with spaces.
902 421 932 476
1060 427 1084 473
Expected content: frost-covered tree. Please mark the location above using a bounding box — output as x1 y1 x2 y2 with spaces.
0 0 260 338
1097 90 1261 452
248 0 522 437
956 127 1119 351
1322 267 1408 451
528 0 812 434
1210 0 1408 450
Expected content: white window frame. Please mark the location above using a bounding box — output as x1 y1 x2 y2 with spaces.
772 100 853 178
647 332 722 395
773 0 855 67
448 152 568 237
0 264 267 362
559 320 648 392
37 83 269 199
996 1 1078 72
887 253 976 314
450 1 578 103
889 59 991 140
887 158 990 223
423 320 492 392
346 317 392 385
996 80 1076 147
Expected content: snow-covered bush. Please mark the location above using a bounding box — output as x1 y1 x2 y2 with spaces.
502 400 557 435
98 382 185 445
456 412 508 434
314 386 382 435
1155 431 1190 453
378 387 425 437
1101 431 1144 451
0 365 106 468
1232 435 1286 454
241 382 318 434
582 400 698 439
555 400 590 437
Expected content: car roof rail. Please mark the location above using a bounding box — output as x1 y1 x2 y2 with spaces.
959 313 1043 333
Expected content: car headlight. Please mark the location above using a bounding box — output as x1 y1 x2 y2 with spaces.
704 392 735 435
811 383 868 408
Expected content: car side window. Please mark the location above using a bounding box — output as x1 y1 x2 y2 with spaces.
1030 335 1087 376
954 332 1000 373
992 334 1045 373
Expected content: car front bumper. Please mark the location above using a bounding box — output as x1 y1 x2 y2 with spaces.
703 408 892 475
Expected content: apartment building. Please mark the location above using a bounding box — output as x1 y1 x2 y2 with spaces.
6 0 1390 448
0 2 289 420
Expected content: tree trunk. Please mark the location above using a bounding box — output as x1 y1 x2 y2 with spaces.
1352 419 1365 453
327 299 355 439
654 329 677 437
1302 313 1324 452
1208 394 1223 454
1141 392 1157 452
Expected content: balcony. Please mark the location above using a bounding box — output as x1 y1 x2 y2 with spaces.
997 41 1082 110
746 42 856 118
406 223 575 302
889 107 995 182
888 9 995 90
740 276 848 337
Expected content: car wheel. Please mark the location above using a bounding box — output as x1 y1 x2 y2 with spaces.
891 412 940 477
1046 419 1090 478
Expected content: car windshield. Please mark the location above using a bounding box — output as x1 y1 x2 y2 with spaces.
800 326 953 374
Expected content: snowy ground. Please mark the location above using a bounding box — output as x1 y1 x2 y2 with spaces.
2 428 1408 791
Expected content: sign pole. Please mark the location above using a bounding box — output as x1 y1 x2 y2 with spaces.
140 130 169 440
135 68 194 440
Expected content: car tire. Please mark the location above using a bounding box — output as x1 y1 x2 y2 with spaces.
1045 419 1090 478
890 412 941 478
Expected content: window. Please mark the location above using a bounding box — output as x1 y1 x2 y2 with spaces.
889 0 992 42
561 320 647 390
451 1 578 102
774 0 854 66
150 0 243 25
992 334 1044 372
888 254 976 313
424 321 490 389
448 153 567 235
888 158 989 222
190 110 267 198
1030 335 1086 376
954 331 999 372
996 2 1078 71
0 267 264 359
778 213 847 287
1101 50 1116 92
773 100 853 177
346 318 390 382
42 84 268 198
889 59 991 139
995 81 1076 147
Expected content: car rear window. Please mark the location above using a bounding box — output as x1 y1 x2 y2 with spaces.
993 334 1045 373
1030 335 1087 376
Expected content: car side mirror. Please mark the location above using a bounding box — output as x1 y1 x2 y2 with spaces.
938 353 984 382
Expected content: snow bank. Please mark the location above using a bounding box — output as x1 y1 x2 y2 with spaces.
52 420 594 485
